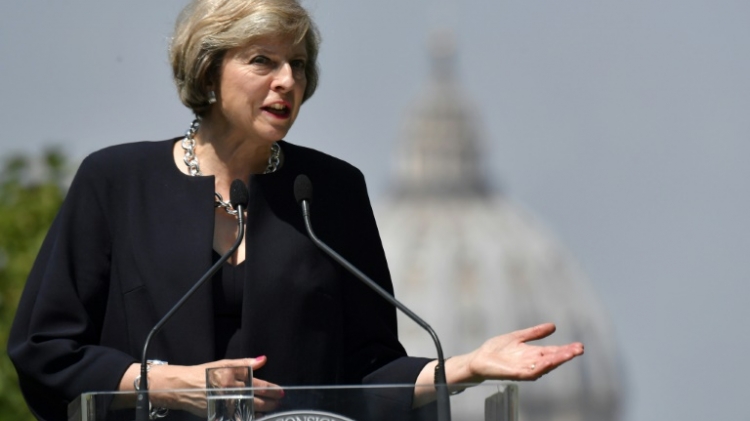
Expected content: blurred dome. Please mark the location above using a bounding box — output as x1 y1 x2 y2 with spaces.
375 33 623 421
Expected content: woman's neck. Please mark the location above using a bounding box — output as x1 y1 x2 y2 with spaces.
173 119 278 204
194 119 275 187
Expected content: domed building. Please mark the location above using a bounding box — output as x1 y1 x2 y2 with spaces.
374 35 623 421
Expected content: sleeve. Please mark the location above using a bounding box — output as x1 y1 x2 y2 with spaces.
329 167 435 414
327 168 406 380
7 156 136 421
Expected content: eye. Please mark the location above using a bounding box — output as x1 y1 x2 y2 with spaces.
250 55 271 65
290 59 306 70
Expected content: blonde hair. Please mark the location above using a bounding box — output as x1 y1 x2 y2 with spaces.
170 0 321 116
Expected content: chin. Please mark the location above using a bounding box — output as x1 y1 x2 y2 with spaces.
260 127 291 142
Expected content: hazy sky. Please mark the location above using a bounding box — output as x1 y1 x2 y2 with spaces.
2 1 749 420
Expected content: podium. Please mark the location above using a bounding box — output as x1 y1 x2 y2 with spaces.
68 382 518 421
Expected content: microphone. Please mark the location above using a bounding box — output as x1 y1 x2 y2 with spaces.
136 179 249 421
230 178 250 210
292 174 452 421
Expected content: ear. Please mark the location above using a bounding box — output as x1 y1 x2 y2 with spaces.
206 50 227 88
205 75 220 104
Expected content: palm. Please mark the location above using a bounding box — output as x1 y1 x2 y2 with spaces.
468 323 584 381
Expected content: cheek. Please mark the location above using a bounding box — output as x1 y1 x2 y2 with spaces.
295 82 307 103
223 75 266 101
293 95 305 117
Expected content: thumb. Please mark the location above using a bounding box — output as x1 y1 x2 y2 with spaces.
515 323 556 342
246 355 267 370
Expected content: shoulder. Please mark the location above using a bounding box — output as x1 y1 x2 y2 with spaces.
66 138 179 210
277 141 378 237
279 141 366 189
280 141 361 172
80 138 177 176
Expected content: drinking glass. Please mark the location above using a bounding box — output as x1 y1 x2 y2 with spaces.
206 366 254 421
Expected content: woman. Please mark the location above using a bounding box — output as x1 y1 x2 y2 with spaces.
8 0 583 420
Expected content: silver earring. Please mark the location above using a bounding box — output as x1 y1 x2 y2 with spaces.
207 91 217 104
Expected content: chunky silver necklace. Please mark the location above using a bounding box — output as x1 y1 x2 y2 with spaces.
181 118 281 215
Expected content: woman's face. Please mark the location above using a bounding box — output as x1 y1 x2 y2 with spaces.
211 35 308 144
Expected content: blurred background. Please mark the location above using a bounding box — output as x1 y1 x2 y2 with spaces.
1 1 748 420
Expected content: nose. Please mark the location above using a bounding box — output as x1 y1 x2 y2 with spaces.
271 62 295 92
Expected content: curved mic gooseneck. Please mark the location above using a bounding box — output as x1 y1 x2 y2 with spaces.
136 179 249 421
293 174 452 421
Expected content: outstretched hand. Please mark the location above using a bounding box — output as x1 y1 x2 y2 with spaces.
413 322 583 407
465 323 584 381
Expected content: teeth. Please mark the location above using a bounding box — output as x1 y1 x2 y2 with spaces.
269 104 286 110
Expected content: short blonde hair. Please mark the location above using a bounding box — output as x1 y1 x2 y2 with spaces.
170 0 321 116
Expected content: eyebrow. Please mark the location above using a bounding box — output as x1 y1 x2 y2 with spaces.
238 43 308 59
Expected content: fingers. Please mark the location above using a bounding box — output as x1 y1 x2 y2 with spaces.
252 378 284 400
253 394 283 413
522 349 569 380
521 342 585 380
542 343 585 363
524 359 558 380
564 342 585 359
254 395 282 413
538 343 584 363
252 378 284 413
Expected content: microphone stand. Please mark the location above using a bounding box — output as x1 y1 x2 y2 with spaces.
298 198 452 421
136 203 246 421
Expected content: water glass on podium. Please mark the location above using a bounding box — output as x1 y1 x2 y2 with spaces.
206 366 254 421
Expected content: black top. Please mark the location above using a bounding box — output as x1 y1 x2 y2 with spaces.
213 253 245 359
8 139 433 420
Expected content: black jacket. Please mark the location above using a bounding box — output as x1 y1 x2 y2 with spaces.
9 139 431 420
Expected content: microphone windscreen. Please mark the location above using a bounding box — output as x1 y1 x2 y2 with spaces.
229 179 250 208
294 174 313 204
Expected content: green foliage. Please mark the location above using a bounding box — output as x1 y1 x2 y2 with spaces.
0 148 69 421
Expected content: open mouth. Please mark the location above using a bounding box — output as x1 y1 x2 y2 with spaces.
262 103 291 118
